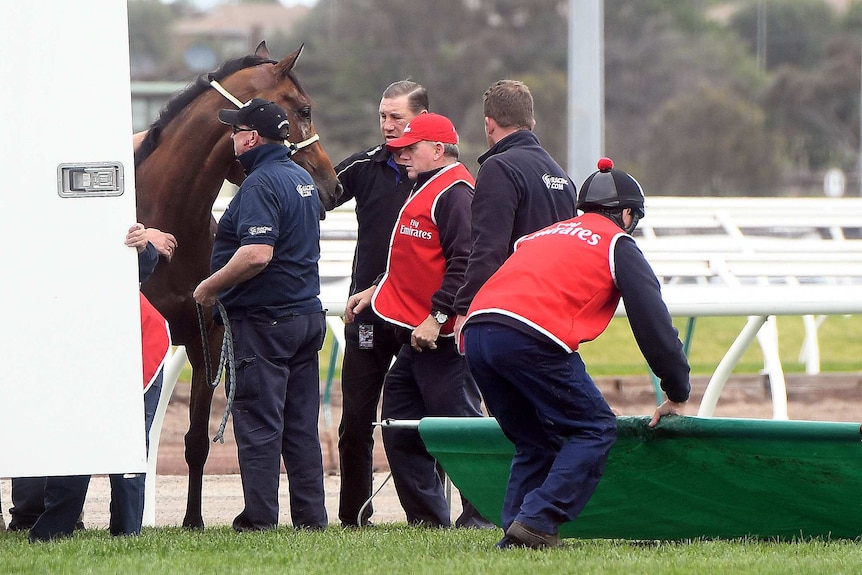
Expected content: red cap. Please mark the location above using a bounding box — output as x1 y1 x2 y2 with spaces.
386 113 459 150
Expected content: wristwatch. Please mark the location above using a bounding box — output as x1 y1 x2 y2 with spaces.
431 310 449 325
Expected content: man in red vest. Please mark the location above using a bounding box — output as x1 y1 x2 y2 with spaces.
462 158 690 548
345 113 490 528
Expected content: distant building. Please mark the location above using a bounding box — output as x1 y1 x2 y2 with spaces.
173 3 311 71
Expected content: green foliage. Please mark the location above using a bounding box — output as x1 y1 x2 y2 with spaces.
128 0 179 78
126 0 862 195
639 83 784 196
844 0 862 31
729 0 838 71
4 525 862 574
763 36 862 172
604 1 769 193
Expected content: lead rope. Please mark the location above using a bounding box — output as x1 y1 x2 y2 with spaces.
195 300 237 444
211 301 236 443
195 302 213 385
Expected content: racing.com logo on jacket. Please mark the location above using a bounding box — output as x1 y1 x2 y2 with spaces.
542 174 569 191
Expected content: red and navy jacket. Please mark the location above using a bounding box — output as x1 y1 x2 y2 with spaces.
140 292 170 391
138 242 170 391
467 213 626 350
466 212 690 403
373 162 474 336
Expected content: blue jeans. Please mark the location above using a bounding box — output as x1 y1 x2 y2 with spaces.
463 322 617 535
228 309 327 531
109 371 163 536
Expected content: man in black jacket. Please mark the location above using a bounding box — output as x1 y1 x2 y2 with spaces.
333 80 428 527
454 80 577 338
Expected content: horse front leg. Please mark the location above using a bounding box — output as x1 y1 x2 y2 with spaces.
181 329 221 530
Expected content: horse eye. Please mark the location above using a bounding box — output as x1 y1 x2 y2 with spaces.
296 106 312 120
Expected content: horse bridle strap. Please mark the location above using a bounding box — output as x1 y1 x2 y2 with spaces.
208 77 320 155
208 77 244 107
288 133 319 154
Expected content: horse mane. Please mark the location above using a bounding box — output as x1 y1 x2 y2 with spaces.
134 54 277 167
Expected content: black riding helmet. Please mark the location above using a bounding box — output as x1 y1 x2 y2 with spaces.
577 157 645 219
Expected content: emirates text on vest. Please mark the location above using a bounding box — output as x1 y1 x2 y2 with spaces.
526 221 601 246
400 219 434 240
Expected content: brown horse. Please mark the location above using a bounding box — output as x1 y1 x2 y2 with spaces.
135 42 341 529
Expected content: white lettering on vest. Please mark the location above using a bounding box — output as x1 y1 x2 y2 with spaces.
399 222 434 240
525 221 600 246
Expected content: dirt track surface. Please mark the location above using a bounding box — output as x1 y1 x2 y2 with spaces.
3 373 860 529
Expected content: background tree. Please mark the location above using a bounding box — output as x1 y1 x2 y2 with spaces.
128 0 183 79
603 0 768 193
640 83 783 196
763 37 861 173
128 0 862 196
280 0 569 173
729 0 836 71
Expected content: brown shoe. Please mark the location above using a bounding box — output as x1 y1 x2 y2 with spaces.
505 520 562 549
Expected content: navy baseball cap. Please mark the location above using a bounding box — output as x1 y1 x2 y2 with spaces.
218 98 290 141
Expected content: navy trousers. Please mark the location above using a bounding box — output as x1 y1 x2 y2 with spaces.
229 309 328 531
8 476 46 531
108 372 163 536
463 322 617 535
28 475 90 542
337 319 403 526
16 371 163 540
381 336 487 527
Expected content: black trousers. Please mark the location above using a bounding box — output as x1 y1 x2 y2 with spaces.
28 475 91 542
8 476 48 531
380 337 488 527
336 320 403 526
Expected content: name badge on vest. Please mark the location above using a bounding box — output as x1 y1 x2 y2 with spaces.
358 323 374 349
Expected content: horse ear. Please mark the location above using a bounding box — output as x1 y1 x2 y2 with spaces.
255 41 270 59
275 44 304 77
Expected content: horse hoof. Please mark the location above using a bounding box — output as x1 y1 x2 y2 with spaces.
182 517 205 530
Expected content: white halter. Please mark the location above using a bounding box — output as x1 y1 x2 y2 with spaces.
209 78 320 154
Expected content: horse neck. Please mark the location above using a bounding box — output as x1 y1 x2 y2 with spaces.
137 91 237 232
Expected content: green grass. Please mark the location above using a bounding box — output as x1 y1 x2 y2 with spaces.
3 525 862 575
50 315 860 574
578 314 862 377
9 316 862 571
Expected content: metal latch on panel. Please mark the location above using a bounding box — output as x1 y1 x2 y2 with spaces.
57 162 124 198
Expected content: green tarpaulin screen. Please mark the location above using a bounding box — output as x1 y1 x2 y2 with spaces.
418 415 862 540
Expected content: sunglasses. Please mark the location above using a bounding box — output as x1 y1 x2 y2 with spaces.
231 125 255 134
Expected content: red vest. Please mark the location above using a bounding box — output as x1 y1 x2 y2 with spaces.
373 162 474 335
140 292 171 391
466 213 629 352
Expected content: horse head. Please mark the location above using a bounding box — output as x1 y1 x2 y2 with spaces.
221 42 342 213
